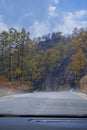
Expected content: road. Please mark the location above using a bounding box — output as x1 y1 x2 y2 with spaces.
0 91 87 116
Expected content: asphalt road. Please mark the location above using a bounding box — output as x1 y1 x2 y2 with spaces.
0 91 87 116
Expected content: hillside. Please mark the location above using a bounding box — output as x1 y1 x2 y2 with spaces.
0 27 87 92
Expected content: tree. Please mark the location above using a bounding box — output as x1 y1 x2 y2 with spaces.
72 27 79 38
69 49 87 77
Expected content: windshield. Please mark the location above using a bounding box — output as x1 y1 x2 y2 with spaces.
0 0 87 116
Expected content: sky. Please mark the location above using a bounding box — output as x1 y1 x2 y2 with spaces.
0 0 87 39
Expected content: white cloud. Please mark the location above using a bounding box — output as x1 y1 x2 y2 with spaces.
50 0 59 4
30 10 87 38
55 10 87 34
48 5 57 16
0 15 8 32
53 0 59 4
75 10 87 18
29 21 51 38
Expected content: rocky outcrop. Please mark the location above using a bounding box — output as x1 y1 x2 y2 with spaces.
80 75 87 94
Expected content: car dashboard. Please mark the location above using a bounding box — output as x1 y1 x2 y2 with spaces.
0 115 87 130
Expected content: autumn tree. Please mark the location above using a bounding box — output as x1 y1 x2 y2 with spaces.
69 49 87 78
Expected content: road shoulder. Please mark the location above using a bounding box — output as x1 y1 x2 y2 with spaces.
75 92 87 100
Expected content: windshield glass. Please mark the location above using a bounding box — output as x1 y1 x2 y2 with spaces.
0 0 87 116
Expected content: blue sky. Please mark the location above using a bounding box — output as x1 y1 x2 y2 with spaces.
0 0 87 39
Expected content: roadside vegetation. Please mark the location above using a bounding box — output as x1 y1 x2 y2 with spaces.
0 27 87 92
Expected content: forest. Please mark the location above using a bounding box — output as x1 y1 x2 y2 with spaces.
0 27 87 91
